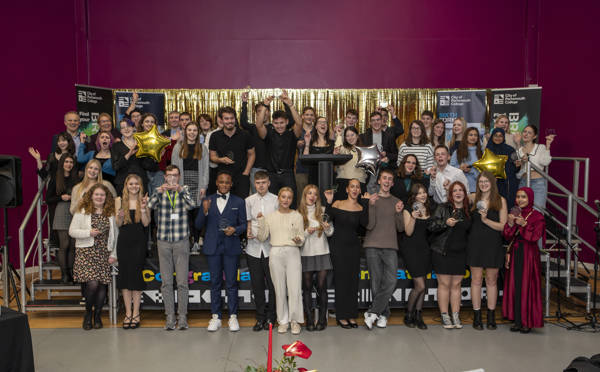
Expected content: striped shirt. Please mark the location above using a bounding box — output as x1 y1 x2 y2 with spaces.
397 143 434 171
148 187 195 242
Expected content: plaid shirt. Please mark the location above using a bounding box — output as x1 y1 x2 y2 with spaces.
148 186 196 242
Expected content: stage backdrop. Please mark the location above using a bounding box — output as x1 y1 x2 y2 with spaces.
489 87 542 133
75 85 114 136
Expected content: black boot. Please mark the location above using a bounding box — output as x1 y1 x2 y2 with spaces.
303 291 315 331
486 309 497 330
82 310 93 330
93 309 103 329
66 268 73 283
315 287 328 331
472 309 483 330
404 310 416 328
415 310 427 330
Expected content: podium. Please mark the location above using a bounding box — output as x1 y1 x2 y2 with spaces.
298 154 352 193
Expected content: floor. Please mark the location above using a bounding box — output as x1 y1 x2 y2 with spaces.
31 322 599 372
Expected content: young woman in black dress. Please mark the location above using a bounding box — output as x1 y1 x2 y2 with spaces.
303 117 335 185
115 174 150 329
323 179 368 329
391 154 429 204
467 171 507 330
401 183 432 329
428 181 471 329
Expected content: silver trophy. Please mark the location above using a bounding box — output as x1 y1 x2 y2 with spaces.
476 200 488 213
219 217 230 232
412 201 423 217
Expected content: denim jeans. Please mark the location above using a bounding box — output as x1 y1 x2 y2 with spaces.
365 247 398 318
519 177 547 211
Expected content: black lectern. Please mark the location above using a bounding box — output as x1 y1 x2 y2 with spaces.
298 154 352 193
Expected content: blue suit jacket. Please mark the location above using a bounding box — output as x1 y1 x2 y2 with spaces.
195 193 247 256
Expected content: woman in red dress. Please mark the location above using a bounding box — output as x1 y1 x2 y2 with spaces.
502 187 545 333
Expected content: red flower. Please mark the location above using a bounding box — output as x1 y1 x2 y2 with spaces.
282 341 312 359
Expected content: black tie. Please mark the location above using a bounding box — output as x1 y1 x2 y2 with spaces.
218 193 227 199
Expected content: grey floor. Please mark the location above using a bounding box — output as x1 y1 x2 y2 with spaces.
32 324 599 372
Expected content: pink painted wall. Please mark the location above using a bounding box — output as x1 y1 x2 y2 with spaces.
4 0 600 266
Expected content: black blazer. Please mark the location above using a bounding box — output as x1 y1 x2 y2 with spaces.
359 128 398 169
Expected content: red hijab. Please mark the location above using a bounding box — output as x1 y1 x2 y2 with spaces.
517 186 546 245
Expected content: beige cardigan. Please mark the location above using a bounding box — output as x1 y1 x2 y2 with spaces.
69 211 118 259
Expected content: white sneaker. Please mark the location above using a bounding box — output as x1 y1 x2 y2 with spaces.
228 315 240 332
278 323 289 334
364 312 378 330
291 321 301 335
376 315 388 328
198 237 204 246
207 314 221 332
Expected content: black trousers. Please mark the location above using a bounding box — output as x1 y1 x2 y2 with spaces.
247 253 276 322
268 170 297 208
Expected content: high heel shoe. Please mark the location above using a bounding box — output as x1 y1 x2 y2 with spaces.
130 314 141 329
123 316 132 330
336 319 352 329
348 320 358 328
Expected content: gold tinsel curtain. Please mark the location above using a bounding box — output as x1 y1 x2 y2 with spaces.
116 88 444 141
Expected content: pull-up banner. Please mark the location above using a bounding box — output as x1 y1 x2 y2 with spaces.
75 84 114 136
114 91 166 129
436 90 487 141
489 87 542 133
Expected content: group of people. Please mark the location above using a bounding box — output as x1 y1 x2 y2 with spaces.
28 89 553 333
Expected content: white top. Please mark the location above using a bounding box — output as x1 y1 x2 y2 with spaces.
301 205 334 257
428 164 470 204
69 212 117 258
397 143 434 171
245 192 279 258
216 192 230 214
70 181 117 214
257 210 305 248
516 144 551 179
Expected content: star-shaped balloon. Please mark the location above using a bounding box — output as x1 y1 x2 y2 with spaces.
472 148 508 179
133 125 171 162
355 145 382 176
282 341 312 359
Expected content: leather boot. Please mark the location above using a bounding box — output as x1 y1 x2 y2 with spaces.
315 286 328 331
486 309 497 330
82 310 93 330
303 291 315 331
404 309 416 328
415 310 427 330
472 309 483 330
93 308 103 329
60 268 70 284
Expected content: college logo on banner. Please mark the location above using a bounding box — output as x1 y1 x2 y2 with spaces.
489 87 542 133
436 90 487 141
114 91 166 130
75 85 114 136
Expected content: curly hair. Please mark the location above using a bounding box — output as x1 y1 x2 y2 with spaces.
78 183 115 217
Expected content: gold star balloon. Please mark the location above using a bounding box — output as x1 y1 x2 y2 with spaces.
472 148 508 179
133 125 171 162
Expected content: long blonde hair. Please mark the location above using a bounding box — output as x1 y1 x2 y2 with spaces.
449 117 466 149
121 174 145 224
74 159 104 201
298 184 325 237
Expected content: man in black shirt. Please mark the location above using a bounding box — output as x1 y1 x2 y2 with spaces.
255 90 303 207
209 107 255 199
240 91 270 194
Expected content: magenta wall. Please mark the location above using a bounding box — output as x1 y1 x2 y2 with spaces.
3 2 78 266
4 1 600 266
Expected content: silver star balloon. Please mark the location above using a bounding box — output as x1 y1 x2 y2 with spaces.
355 145 382 176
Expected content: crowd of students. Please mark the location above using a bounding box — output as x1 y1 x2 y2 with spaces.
28 89 555 334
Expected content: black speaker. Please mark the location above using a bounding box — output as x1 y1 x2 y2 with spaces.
0 155 22 207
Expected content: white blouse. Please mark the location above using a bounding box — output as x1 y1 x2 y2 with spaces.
301 205 334 257
257 210 305 247
516 144 551 179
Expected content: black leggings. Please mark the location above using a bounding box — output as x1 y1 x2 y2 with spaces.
406 276 427 312
83 280 107 311
302 270 328 310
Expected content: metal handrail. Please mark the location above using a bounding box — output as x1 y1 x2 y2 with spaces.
549 157 590 202
18 177 47 312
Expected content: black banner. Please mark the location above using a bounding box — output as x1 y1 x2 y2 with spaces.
115 91 165 129
489 87 542 133
138 255 503 310
436 90 487 140
75 85 114 136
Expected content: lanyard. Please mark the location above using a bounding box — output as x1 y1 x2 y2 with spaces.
166 191 178 210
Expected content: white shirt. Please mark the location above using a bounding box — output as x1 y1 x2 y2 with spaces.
245 192 279 258
301 205 334 257
516 144 551 179
428 164 469 204
216 192 230 213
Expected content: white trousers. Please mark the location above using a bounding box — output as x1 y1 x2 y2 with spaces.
269 246 304 325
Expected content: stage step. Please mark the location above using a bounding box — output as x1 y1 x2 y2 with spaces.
42 262 60 271
32 279 80 291
26 299 109 312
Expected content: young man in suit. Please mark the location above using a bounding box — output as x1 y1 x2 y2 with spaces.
195 171 247 332
360 111 399 193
